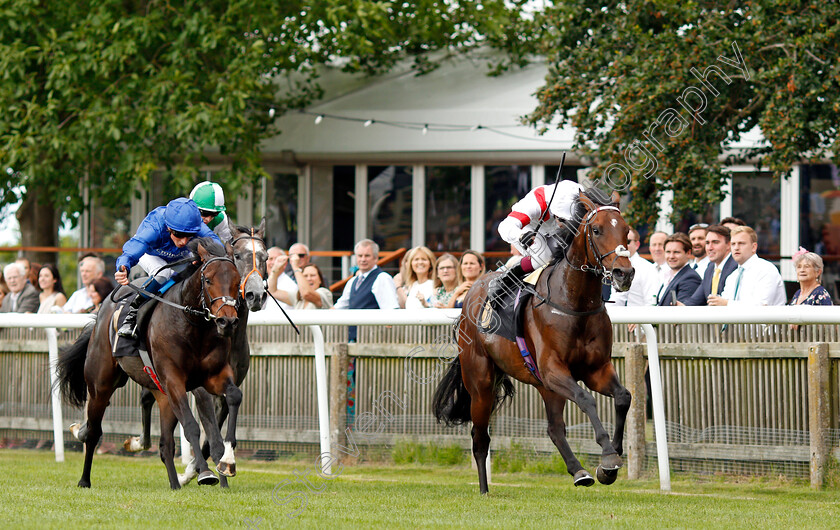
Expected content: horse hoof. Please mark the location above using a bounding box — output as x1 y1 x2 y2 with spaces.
573 470 594 487
217 461 237 478
197 470 219 486
601 453 623 471
596 465 619 485
123 436 144 452
69 423 81 441
77 479 91 488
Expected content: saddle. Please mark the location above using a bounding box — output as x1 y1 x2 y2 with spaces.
478 267 545 343
110 282 165 358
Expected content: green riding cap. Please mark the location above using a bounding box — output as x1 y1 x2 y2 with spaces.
190 181 226 213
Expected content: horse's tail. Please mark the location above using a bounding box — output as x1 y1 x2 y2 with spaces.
493 372 516 412
56 324 93 408
433 356 472 426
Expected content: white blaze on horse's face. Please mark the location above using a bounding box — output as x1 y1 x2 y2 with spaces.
611 219 617 228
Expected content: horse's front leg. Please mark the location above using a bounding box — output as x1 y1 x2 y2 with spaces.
584 362 631 485
164 376 218 486
177 388 227 487
536 386 593 486
205 368 242 479
543 362 621 474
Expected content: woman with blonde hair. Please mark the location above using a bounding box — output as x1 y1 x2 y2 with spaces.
432 253 462 308
397 246 436 309
448 250 486 308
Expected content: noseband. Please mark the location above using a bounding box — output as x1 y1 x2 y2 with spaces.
197 256 239 321
230 229 266 299
571 205 631 285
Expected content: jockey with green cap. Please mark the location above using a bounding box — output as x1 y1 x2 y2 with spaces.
190 181 232 242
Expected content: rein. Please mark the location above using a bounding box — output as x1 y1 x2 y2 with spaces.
531 204 630 317
122 256 238 321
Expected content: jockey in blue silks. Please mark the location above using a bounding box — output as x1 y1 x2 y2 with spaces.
115 197 222 338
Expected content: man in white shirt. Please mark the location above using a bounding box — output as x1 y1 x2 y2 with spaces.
687 224 710 279
334 239 399 341
648 231 669 284
267 243 311 310
609 228 659 307
709 226 786 306
63 255 105 313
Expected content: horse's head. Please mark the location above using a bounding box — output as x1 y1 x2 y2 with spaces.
568 190 634 292
196 241 241 337
229 218 268 311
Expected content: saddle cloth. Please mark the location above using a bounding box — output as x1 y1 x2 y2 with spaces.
478 266 546 342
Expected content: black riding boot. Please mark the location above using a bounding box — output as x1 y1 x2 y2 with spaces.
117 278 164 339
117 295 146 338
488 263 527 304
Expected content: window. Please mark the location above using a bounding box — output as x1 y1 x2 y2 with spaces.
265 173 298 249
368 166 412 251
425 166 470 251
731 172 780 256
485 166 531 251
800 164 840 297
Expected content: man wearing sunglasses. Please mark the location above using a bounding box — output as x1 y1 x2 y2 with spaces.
114 197 222 338
190 181 232 242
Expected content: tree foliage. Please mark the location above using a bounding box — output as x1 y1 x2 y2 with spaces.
523 1 840 227
0 0 521 226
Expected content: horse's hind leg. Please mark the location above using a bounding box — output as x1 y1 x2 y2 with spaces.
124 388 155 452
461 355 495 495
77 388 112 488
537 387 593 486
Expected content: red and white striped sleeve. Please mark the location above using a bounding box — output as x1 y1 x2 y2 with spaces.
497 186 551 245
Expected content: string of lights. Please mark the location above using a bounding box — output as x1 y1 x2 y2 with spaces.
285 109 567 144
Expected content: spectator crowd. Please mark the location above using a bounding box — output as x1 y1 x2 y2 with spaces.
1 218 832 323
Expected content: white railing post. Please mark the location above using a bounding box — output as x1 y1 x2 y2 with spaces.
46 328 65 463
641 324 670 491
310 325 331 471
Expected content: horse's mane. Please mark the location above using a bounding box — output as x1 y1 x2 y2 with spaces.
232 223 255 234
187 236 227 257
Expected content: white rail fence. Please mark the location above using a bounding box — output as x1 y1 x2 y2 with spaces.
3 306 840 491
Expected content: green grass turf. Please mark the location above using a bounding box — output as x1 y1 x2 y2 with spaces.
1 449 839 529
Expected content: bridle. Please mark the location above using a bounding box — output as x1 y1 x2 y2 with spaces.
566 205 631 285
196 256 239 321
230 228 266 300
530 203 630 317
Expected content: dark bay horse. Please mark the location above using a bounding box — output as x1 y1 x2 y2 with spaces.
125 220 267 488
433 191 635 494
57 238 243 489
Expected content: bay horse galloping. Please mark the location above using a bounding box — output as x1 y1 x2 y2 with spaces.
125 220 268 488
57 238 242 489
433 190 634 493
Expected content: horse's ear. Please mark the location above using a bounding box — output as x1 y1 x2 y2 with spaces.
256 217 266 239
227 217 240 239
225 241 235 259
578 190 595 210
610 191 621 207
197 242 210 261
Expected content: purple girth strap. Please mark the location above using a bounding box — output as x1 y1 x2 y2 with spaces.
514 289 542 382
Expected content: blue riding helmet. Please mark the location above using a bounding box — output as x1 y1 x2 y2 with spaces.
164 198 203 234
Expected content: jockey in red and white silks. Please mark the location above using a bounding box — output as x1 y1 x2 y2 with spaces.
497 180 585 273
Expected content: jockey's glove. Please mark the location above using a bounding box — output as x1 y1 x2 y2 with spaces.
519 230 537 248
